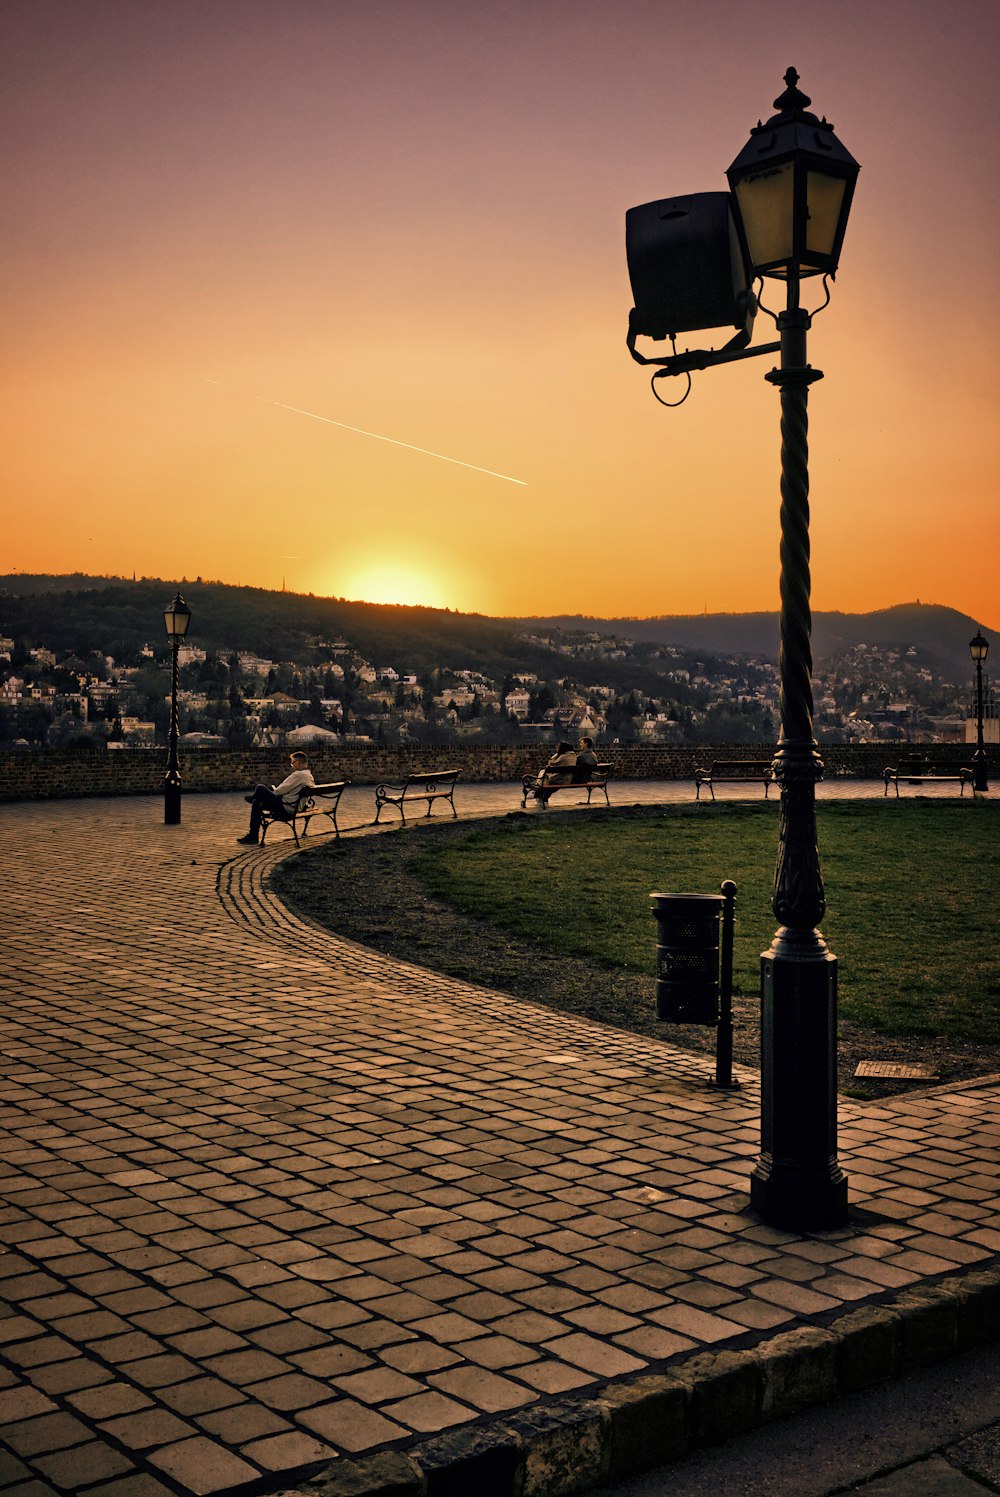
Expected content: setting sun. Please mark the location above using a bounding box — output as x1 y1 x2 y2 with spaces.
339 565 449 610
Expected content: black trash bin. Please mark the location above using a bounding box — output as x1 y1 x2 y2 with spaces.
650 892 725 1026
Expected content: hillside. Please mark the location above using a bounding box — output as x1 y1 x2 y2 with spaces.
515 604 993 683
0 576 557 679
0 575 991 685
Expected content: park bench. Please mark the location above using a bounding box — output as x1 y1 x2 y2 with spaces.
694 760 775 800
260 781 348 846
522 762 612 809
883 760 973 797
374 769 460 824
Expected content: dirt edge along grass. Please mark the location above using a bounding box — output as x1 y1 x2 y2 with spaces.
271 799 1000 1096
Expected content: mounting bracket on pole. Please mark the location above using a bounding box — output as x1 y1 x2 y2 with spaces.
626 313 780 380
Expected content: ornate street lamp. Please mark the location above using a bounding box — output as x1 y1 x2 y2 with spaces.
970 630 990 792
730 71 858 1231
163 592 192 825
626 70 860 1230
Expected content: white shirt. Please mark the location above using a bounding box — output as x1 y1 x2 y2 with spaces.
273 767 315 809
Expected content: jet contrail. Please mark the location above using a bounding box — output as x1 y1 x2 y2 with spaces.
200 378 526 486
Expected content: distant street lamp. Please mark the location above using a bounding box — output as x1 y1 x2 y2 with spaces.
626 70 860 1229
163 592 192 825
970 630 990 792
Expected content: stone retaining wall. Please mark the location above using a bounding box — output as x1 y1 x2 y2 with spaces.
0 743 977 802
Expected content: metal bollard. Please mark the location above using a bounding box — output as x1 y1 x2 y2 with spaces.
650 881 739 1090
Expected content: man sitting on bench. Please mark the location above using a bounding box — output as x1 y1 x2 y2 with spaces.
237 751 315 845
572 736 598 783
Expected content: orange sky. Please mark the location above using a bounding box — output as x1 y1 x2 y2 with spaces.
3 0 998 627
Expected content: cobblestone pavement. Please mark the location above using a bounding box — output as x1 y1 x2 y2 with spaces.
2 781 998 1496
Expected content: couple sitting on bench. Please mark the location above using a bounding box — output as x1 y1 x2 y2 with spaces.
530 737 599 805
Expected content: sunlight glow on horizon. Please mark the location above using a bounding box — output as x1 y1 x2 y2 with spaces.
337 565 451 610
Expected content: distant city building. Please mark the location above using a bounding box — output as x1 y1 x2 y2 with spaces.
120 717 155 745
237 652 274 675
503 691 530 718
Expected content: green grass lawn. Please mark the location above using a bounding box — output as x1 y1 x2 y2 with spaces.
409 799 1000 1044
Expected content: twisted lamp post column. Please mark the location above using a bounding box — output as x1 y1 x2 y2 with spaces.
971 633 989 792
164 635 182 825
749 302 848 1230
162 592 191 826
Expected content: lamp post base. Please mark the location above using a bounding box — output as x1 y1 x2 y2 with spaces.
750 1158 848 1231
164 776 182 826
751 932 848 1231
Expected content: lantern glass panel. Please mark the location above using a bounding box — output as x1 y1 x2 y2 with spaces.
733 160 794 272
805 171 847 260
164 603 192 637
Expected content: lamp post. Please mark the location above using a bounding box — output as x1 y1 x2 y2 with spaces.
970 630 989 792
727 70 859 1231
163 592 192 825
625 69 859 1230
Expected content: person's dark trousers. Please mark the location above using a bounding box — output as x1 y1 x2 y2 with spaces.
248 785 286 838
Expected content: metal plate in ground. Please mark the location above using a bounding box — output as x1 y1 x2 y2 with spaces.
854 1060 939 1079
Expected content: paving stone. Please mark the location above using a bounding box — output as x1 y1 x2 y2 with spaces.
33 1438 134 1488
378 1388 477 1434
515 1359 596 1395
2 1386 59 1422
146 1435 261 1494
79 1476 177 1497
0 1450 33 1487
156 1376 245 1416
4 1409 94 1459
98 1407 199 1449
241 1429 338 1470
4 1336 78 1370
196 1401 291 1443
429 1364 539 1413
248 1371 334 1411
539 1332 646 1377
300 1398 410 1450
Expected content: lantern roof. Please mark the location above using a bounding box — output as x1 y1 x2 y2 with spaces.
727 68 860 183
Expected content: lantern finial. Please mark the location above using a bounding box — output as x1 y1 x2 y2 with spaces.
773 68 812 115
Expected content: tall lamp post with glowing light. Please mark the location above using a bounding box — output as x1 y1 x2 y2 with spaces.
163 592 192 825
970 630 989 792
626 70 860 1229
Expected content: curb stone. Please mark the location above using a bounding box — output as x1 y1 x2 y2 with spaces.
284 1266 1000 1497
833 1304 901 1393
599 1372 690 1481
757 1325 839 1420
